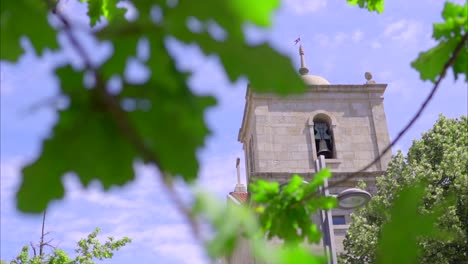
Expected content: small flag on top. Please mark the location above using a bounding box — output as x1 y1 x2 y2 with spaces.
294 37 301 45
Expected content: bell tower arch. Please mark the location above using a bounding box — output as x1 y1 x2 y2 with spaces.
237 45 392 253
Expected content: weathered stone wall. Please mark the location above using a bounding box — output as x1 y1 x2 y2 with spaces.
239 85 391 175
235 84 392 261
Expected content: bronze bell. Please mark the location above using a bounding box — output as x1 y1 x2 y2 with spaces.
317 139 331 157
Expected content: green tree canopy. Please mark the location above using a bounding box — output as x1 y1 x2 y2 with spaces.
342 115 468 264
4 228 131 264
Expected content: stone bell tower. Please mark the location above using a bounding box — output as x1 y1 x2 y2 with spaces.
237 45 392 253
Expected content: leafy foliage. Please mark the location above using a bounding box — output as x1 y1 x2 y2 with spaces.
4 228 131 264
192 191 259 259
75 228 131 262
376 184 451 264
412 2 468 82
193 190 326 264
346 0 385 13
79 0 124 26
342 116 468 264
0 0 307 213
0 0 58 61
18 66 138 212
250 171 337 245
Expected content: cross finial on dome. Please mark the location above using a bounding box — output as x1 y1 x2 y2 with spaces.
299 45 309 75
234 157 247 193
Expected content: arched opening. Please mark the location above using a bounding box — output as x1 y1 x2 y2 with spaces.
313 114 335 159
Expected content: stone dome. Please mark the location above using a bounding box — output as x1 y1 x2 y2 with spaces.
297 45 330 85
301 74 330 85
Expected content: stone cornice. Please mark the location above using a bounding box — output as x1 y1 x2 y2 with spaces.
251 84 387 100
249 171 385 183
237 84 387 143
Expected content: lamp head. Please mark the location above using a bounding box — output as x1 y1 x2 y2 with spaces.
337 188 371 209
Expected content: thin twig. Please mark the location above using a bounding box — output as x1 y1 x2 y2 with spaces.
54 11 94 70
39 210 47 256
43 240 56 249
162 173 202 239
30 242 37 256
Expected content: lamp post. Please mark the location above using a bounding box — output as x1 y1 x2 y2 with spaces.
315 155 371 264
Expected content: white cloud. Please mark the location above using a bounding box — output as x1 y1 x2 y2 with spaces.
313 34 330 47
0 148 243 262
284 0 327 15
0 76 15 95
312 30 364 48
107 223 194 245
383 19 406 37
370 40 382 49
156 242 208 264
352 29 364 43
386 79 412 99
322 55 337 77
197 150 246 197
333 32 347 46
68 187 137 208
314 29 364 48
376 71 393 81
0 157 24 198
383 19 423 43
313 32 348 48
0 157 207 261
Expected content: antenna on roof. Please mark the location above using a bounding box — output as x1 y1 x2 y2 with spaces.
298 43 309 75
234 157 247 193
236 157 241 185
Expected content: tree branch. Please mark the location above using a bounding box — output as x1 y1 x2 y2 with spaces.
30 242 37 257
52 5 205 256
39 210 47 256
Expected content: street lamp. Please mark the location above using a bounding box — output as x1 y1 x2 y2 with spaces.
315 155 371 264
337 188 371 209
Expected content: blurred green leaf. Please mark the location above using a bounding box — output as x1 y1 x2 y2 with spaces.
162 0 306 95
193 191 259 258
308 169 331 189
412 2 467 82
411 38 459 82
123 80 216 180
87 0 104 26
278 246 326 264
81 0 125 26
251 172 337 246
170 31 306 94
377 184 447 264
17 66 137 212
347 0 385 13
282 175 304 198
0 0 58 61
228 0 280 27
250 179 280 203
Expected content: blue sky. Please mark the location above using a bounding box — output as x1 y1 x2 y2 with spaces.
1 0 467 263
